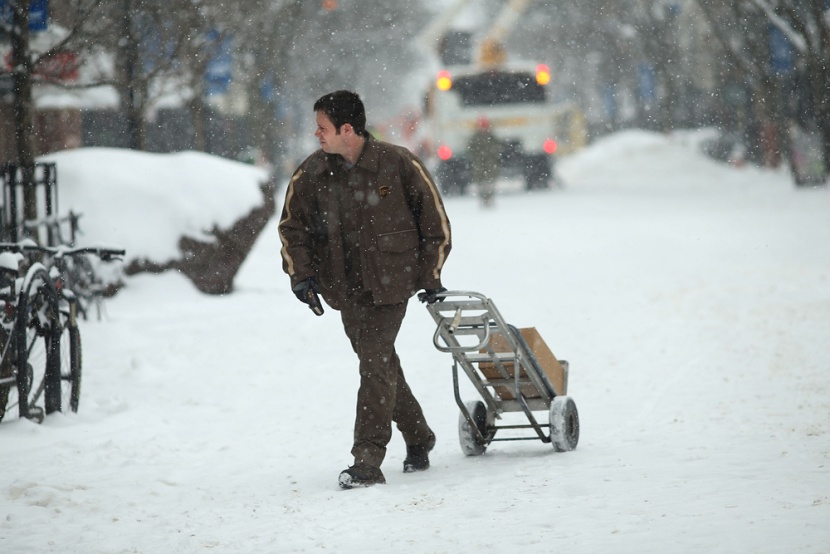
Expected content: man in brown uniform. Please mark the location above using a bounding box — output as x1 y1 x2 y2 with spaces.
278 90 452 489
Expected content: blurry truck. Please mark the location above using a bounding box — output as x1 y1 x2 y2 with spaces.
423 59 570 194
418 1 584 194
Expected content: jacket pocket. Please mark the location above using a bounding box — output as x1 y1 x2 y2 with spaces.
377 229 418 253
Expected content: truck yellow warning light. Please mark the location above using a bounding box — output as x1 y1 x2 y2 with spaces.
436 70 452 91
536 64 551 85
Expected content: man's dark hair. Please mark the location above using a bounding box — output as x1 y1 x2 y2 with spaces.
313 90 368 136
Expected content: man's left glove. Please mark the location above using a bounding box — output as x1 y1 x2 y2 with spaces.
417 286 447 304
292 277 324 316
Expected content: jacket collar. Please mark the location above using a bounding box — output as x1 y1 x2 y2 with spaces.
353 134 381 173
317 134 380 175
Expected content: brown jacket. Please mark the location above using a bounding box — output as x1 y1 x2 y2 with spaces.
278 136 452 310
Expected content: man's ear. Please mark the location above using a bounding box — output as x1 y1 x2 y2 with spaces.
341 123 354 137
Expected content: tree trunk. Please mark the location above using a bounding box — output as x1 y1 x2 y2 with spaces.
189 97 207 152
11 56 34 166
125 98 146 150
123 87 140 150
812 57 830 180
817 110 830 182
9 0 39 226
120 0 145 150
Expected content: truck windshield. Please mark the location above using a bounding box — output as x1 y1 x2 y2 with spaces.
452 71 546 106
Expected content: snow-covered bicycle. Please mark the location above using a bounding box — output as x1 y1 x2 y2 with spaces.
0 241 124 423
0 245 60 423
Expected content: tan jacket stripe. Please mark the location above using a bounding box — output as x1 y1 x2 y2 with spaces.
278 169 304 276
411 159 450 279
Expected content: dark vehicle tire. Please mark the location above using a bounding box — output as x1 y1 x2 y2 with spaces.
19 267 61 418
458 400 495 456
524 154 551 190
549 395 579 451
437 158 471 195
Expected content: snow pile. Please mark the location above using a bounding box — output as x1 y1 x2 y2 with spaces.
40 148 270 262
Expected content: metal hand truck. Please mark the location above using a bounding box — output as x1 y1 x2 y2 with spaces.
425 291 579 455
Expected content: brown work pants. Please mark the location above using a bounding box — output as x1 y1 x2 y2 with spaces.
340 300 432 468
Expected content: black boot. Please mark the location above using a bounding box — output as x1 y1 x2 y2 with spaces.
338 463 386 489
403 431 436 473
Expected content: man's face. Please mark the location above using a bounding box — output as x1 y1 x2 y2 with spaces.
315 111 346 156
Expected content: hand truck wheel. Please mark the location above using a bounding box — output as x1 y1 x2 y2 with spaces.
458 400 496 456
549 395 579 452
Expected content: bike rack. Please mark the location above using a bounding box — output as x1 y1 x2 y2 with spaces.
0 162 62 244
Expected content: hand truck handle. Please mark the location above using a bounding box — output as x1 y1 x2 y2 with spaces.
432 314 492 353
448 307 463 334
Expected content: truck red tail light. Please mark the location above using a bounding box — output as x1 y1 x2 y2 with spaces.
543 139 557 154
437 145 453 160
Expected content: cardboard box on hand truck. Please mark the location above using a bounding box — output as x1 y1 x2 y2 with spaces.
478 327 568 400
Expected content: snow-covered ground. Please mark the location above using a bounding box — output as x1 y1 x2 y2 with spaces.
2 130 828 553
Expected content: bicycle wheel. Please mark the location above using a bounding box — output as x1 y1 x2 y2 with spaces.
18 266 61 418
61 254 100 321
58 301 82 413
0 325 18 422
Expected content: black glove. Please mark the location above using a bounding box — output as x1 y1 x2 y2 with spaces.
417 287 447 304
292 277 324 316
